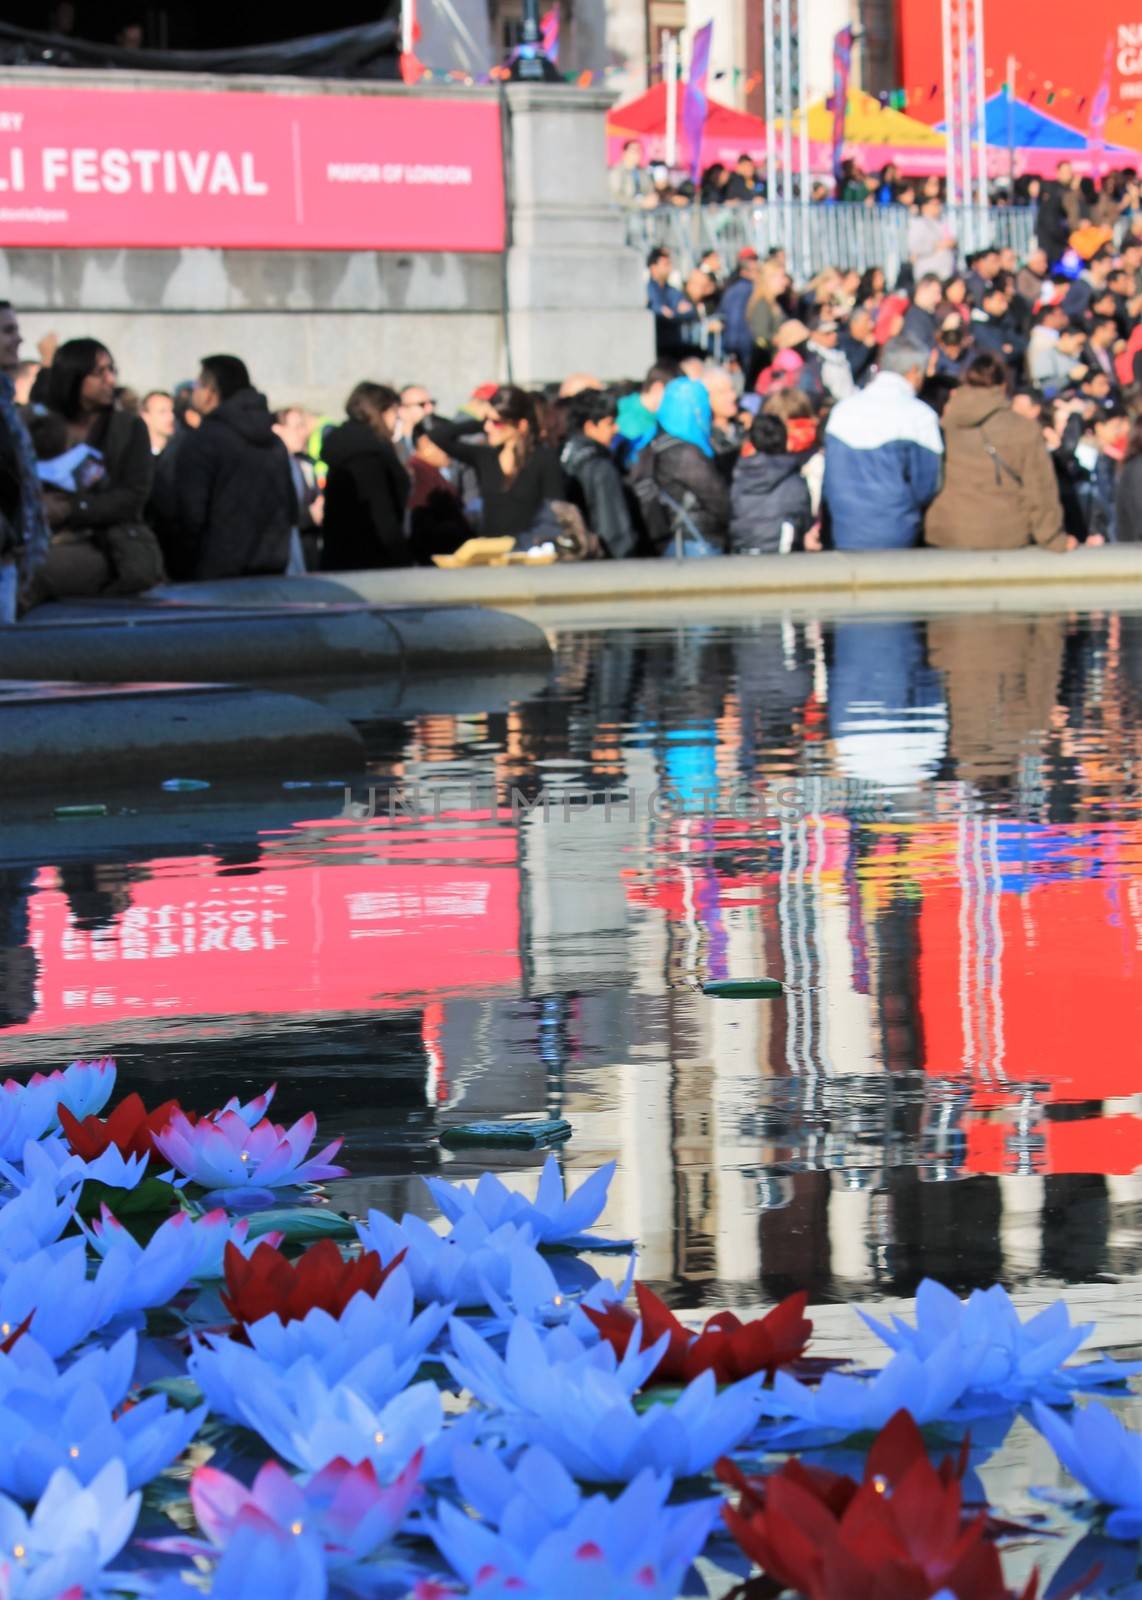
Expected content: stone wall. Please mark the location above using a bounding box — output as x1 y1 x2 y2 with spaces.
0 72 654 411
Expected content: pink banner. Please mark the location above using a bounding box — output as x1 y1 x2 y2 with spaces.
0 86 505 252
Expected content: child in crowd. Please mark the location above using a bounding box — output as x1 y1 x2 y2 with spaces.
729 412 815 555
28 411 105 493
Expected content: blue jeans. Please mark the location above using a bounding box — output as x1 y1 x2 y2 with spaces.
661 534 724 559
0 563 16 625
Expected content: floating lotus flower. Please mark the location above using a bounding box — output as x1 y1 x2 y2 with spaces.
148 1451 422 1576
81 1207 272 1316
0 1459 140 1599
0 1059 116 1163
153 1108 346 1200
0 1240 124 1360
0 1135 159 1211
191 1261 449 1419
221 1237 400 1331
424 1156 621 1249
0 1374 204 1502
1031 1400 1142 1539
225 1360 444 1481
0 1330 136 1412
721 1429 1041 1600
59 1091 188 1164
861 1281 1140 1409
755 1341 974 1445
585 1285 812 1386
444 1316 765 1484
358 1210 558 1312
428 1445 719 1600
0 1159 78 1261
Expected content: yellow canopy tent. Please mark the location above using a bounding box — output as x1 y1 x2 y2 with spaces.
777 90 945 151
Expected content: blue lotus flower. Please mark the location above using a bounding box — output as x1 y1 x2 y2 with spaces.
444 1316 764 1483
425 1158 624 1250
427 1444 719 1600
0 1158 77 1262
0 1135 154 1200
0 1459 140 1600
0 1240 124 1360
190 1262 450 1419
0 1330 137 1411
754 1341 975 1444
82 1206 266 1314
227 1361 446 1480
0 1375 204 1502
1031 1400 1142 1539
0 1059 116 1163
358 1210 557 1312
861 1280 1142 1408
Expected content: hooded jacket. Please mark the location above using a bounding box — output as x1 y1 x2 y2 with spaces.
320 419 410 571
174 387 296 580
729 449 813 554
924 384 1066 551
561 432 638 558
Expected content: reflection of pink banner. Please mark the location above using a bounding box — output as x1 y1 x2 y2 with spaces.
0 87 505 251
5 846 520 1039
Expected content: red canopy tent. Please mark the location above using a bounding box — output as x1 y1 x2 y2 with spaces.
606 81 768 170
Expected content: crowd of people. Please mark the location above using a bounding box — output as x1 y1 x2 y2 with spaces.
1 164 1141 622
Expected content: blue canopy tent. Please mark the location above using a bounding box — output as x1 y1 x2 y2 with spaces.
939 87 1133 154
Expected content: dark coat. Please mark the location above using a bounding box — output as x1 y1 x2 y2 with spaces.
320 420 411 571
1116 454 1142 543
629 434 731 554
64 409 153 531
729 450 813 554
901 304 939 350
426 416 565 539
925 385 1066 551
174 388 296 579
561 432 638 558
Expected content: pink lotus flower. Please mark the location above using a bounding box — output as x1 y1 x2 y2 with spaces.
152 1108 346 1198
147 1453 422 1569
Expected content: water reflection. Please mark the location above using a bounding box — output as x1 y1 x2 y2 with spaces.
1 608 1139 1306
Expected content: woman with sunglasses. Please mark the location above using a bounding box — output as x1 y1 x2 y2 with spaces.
427 385 564 543
26 337 154 603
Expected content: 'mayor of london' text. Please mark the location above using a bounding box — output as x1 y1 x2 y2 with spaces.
326 163 474 184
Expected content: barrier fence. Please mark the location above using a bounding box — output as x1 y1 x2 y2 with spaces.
626 202 1037 283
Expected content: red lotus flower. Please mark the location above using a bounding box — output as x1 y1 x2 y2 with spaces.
719 1410 1042 1600
583 1283 812 1385
221 1238 406 1331
59 1092 191 1162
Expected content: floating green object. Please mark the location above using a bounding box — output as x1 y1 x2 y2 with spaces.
702 977 785 998
439 1118 573 1150
243 1206 357 1243
54 803 108 818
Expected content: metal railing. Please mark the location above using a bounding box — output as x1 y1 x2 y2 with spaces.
625 202 1037 282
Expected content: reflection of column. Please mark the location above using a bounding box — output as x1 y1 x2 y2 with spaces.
998 1174 1043 1281
615 1060 676 1280
828 1184 873 1290
711 908 773 1283
955 808 1006 1085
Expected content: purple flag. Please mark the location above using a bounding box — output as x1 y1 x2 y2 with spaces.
540 6 560 64
830 25 854 186
683 21 713 183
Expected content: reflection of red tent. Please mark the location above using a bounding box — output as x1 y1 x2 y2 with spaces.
606 82 768 169
6 815 521 1044
920 875 1140 1104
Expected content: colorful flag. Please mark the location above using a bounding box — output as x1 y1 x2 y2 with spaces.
683 21 713 183
829 25 854 186
1089 35 1114 182
540 6 560 64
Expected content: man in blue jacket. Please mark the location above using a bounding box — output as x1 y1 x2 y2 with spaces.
822 336 943 550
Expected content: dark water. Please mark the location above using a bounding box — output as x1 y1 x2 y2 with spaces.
2 607 1140 1308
